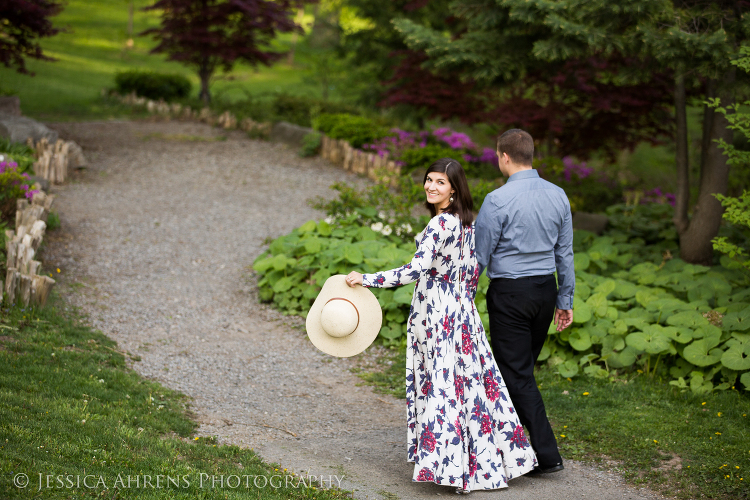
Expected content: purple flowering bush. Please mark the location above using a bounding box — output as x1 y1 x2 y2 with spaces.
363 126 499 179
534 156 622 213
0 160 39 223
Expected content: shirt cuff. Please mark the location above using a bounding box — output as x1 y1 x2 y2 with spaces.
556 294 574 310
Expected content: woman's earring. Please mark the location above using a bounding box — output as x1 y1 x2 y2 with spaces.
450 194 454 203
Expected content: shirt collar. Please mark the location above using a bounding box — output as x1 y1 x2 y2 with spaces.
507 169 539 183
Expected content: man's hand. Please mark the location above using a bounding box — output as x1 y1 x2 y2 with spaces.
554 309 573 331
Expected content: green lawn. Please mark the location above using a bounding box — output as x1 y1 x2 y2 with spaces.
0 300 351 499
0 0 322 121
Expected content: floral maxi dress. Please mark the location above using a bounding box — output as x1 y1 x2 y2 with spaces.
362 213 537 492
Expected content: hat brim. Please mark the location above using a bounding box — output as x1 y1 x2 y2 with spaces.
306 275 383 357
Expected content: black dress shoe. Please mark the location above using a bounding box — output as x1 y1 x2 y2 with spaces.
527 463 564 475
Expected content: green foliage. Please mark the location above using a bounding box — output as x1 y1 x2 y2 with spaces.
712 191 750 276
398 145 467 174
46 210 61 231
256 183 750 392
114 70 192 102
0 162 38 225
0 138 35 174
299 132 323 158
534 156 623 213
313 113 389 148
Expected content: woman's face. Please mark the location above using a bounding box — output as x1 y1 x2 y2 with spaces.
424 172 454 211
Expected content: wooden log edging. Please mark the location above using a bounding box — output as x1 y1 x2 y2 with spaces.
320 136 402 186
114 92 401 185
4 192 56 307
27 137 87 184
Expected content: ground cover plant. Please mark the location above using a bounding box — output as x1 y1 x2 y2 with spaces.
253 181 750 395
0 300 351 499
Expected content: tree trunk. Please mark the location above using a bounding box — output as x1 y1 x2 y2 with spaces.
673 73 690 234
199 61 212 105
699 79 715 188
679 70 736 265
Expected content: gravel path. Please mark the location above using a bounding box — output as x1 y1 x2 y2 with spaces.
42 120 664 500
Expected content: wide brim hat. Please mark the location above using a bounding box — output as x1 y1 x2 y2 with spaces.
306 275 383 358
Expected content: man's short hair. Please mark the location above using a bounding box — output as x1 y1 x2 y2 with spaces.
496 129 534 166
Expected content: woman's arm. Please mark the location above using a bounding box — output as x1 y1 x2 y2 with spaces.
346 215 454 289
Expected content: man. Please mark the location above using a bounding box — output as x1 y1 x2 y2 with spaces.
475 129 574 474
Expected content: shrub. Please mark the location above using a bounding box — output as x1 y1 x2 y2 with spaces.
0 160 39 224
114 70 192 102
313 113 389 149
535 156 623 213
299 132 322 157
0 138 35 174
398 144 468 174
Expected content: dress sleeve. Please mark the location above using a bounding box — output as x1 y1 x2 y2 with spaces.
362 215 453 288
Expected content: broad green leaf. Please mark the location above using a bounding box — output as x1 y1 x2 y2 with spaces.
669 358 693 379
611 280 638 299
578 353 599 365
272 254 294 271
605 346 638 368
576 282 591 300
723 307 750 332
608 319 628 336
317 220 332 236
357 226 379 241
666 310 710 329
721 343 750 371
272 276 295 293
393 283 415 304
647 298 689 316
569 329 592 351
378 246 404 262
594 279 616 297
298 220 317 233
682 339 723 367
573 296 592 324
626 328 672 355
718 288 750 307
538 342 551 362
342 244 363 264
636 289 661 308
253 256 274 273
602 335 626 354
741 372 750 391
574 252 590 271
304 238 322 254
378 324 402 339
557 359 579 378
689 373 714 394
663 326 694 344
692 324 723 341
586 293 609 317
584 365 609 378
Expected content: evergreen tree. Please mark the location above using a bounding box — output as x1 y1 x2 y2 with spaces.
396 0 750 264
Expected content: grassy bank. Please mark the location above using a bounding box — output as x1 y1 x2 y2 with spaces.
0 300 350 499
359 348 750 500
0 0 319 121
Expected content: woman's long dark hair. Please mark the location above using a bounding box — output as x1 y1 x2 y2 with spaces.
423 158 474 225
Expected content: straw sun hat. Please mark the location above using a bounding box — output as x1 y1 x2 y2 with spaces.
306 275 383 357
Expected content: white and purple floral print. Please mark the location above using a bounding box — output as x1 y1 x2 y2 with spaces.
363 213 537 492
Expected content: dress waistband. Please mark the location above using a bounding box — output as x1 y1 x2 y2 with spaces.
490 274 554 283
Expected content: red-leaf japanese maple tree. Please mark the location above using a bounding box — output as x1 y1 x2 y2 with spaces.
143 0 309 103
0 0 62 75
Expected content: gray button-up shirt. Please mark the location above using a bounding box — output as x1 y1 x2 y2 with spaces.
475 169 575 310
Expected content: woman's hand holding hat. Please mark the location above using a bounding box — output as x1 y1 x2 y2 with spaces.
345 271 363 287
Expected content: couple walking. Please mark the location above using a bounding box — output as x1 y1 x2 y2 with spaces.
345 129 575 493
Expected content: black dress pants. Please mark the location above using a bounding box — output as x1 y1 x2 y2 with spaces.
486 274 562 467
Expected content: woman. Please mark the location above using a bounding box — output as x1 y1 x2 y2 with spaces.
345 158 537 493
